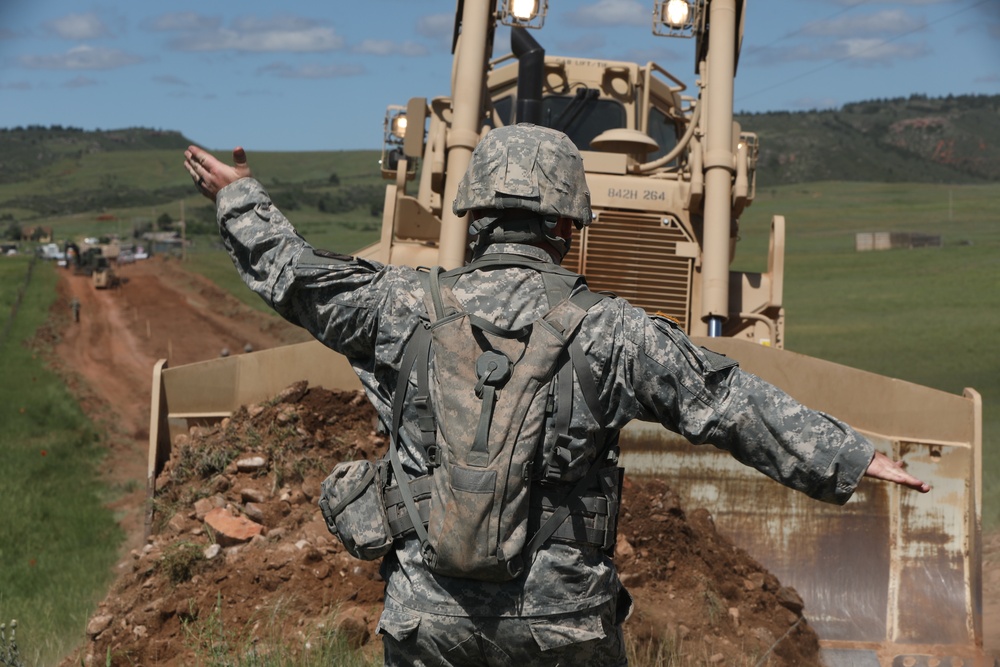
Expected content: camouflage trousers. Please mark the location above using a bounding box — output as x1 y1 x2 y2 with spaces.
377 590 631 667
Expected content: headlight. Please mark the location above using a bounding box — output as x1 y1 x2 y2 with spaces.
510 0 538 21
392 115 408 139
663 0 690 27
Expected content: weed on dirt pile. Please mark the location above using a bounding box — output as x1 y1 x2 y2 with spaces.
65 382 822 667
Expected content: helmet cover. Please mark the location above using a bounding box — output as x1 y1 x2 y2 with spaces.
453 124 592 233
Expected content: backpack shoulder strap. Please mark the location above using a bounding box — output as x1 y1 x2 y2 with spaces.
388 320 433 550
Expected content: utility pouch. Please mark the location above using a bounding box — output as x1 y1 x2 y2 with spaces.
319 459 393 561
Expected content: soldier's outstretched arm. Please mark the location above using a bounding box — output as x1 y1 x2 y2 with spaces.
184 146 252 201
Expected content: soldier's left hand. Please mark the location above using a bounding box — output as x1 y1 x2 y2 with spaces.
864 451 930 492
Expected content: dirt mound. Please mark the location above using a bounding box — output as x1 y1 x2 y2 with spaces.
65 379 821 666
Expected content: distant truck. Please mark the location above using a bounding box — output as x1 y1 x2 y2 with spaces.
91 256 118 289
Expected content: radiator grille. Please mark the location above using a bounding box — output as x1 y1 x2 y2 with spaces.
564 211 695 330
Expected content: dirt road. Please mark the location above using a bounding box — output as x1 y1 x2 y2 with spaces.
52 257 308 551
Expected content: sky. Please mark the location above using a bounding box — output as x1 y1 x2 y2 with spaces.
1 0 998 152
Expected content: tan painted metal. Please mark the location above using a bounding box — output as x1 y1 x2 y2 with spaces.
148 1 988 663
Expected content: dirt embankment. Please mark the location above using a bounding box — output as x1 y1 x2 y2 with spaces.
43 257 999 666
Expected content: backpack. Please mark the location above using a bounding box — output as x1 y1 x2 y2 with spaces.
383 254 620 582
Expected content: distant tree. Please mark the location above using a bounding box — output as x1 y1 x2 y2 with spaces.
329 172 340 186
2 221 21 241
156 212 174 231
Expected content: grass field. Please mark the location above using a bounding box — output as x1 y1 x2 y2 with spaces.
0 257 122 667
734 181 1000 527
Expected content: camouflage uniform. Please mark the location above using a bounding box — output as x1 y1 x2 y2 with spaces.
214 133 873 665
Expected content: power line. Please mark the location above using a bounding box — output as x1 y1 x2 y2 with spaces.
741 0 873 58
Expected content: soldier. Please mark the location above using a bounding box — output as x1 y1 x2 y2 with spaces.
184 125 927 667
70 297 80 323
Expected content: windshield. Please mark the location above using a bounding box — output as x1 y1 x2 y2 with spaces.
646 106 680 164
489 92 627 152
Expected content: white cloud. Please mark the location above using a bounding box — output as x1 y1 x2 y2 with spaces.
803 10 926 37
750 36 929 68
165 15 344 53
838 37 929 64
567 0 648 28
44 13 111 40
19 45 143 70
257 62 365 79
145 13 222 33
353 39 428 57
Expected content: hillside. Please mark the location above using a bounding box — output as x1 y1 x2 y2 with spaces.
0 93 996 207
737 94 1000 185
0 126 192 185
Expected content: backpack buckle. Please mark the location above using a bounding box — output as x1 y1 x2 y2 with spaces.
426 444 441 469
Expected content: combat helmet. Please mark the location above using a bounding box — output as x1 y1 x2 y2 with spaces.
454 124 592 257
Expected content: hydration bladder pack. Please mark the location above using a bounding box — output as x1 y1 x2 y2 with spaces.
382 255 621 582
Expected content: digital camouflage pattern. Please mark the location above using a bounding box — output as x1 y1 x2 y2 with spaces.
453 124 592 229
414 275 593 581
215 175 874 660
378 593 629 667
318 459 393 561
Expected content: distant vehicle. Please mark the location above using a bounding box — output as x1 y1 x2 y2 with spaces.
39 243 65 261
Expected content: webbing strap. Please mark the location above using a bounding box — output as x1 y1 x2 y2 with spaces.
388 323 432 548
385 476 614 549
520 453 607 566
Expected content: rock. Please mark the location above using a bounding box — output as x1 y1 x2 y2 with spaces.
241 487 266 503
236 456 267 473
275 381 309 404
776 586 805 615
203 544 222 560
333 606 370 648
86 614 113 638
301 480 320 501
244 502 265 524
204 507 263 546
615 534 635 559
167 513 190 534
193 495 224 521
744 572 765 590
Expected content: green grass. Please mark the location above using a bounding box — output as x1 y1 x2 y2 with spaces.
735 181 1000 527
0 258 123 667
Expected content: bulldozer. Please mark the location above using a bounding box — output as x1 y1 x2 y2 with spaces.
147 1 989 663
